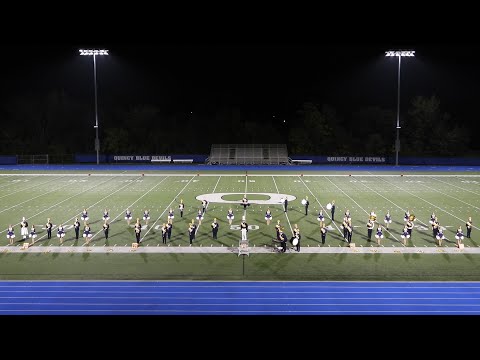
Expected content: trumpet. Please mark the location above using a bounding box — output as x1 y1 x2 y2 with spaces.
409 214 416 221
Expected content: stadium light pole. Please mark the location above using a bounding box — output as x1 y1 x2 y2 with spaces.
79 49 109 165
385 50 415 166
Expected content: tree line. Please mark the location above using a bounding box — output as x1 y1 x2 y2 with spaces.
0 91 472 157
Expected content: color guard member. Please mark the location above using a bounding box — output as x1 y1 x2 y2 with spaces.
125 209 132 225
227 208 234 225
265 208 272 225
6 225 15 245
143 209 150 225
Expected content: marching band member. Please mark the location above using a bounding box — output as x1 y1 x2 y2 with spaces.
369 210 377 222
125 209 132 225
188 220 196 244
292 224 301 252
6 225 15 245
81 208 89 225
83 223 92 243
179 200 185 218
291 233 301 252
227 208 234 225
168 208 175 222
344 209 351 221
320 224 328 244
103 221 110 240
466 217 473 238
143 209 150 225
29 224 37 243
102 209 110 222
330 200 336 221
429 211 436 225
211 218 219 239
342 217 349 240
375 225 384 245
20 217 29 240
384 211 392 230
293 224 301 241
167 220 173 240
240 217 248 241
202 199 208 214
283 197 288 213
73 218 81 240
302 196 309 215
317 210 325 227
161 223 168 244
57 224 66 243
436 225 445 246
431 217 439 239
46 218 53 239
265 208 272 225
242 195 249 210
275 220 282 241
134 222 141 244
196 209 204 225
455 226 465 247
346 220 353 245
277 229 288 253
401 225 410 245
404 209 410 222
366 219 374 241
406 218 414 238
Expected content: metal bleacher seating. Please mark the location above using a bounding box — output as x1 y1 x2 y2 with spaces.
206 144 291 165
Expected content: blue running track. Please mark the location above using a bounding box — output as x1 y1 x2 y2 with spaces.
0 281 479 315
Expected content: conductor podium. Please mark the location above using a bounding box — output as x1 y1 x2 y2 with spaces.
238 239 249 256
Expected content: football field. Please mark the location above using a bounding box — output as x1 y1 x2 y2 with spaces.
1 168 480 281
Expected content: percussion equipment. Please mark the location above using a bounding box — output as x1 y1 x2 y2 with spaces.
301 199 307 205
409 214 416 221
326 203 332 210
292 238 299 246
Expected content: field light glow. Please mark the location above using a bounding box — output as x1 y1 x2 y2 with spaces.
79 49 109 56
385 50 415 57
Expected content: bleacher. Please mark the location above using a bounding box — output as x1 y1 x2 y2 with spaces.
206 144 291 165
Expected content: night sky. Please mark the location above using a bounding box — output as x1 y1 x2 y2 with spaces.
0 42 478 152
1 42 477 117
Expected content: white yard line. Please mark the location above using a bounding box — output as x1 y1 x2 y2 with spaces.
378 177 479 231
83 176 169 245
272 176 293 235
429 176 480 196
195 176 222 236
0 175 114 235
141 176 197 241
324 177 400 242
26 175 141 244
0 176 71 215
298 176 343 235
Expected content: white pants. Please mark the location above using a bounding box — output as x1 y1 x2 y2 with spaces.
241 229 247 241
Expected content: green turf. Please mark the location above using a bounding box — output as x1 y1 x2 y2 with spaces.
1 171 480 280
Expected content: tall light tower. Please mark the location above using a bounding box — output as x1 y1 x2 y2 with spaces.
79 49 109 165
385 50 415 166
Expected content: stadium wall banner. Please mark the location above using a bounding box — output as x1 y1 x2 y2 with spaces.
110 155 172 163
0 156 17 165
291 155 388 164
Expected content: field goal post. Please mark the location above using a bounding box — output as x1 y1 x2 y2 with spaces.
16 154 49 164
